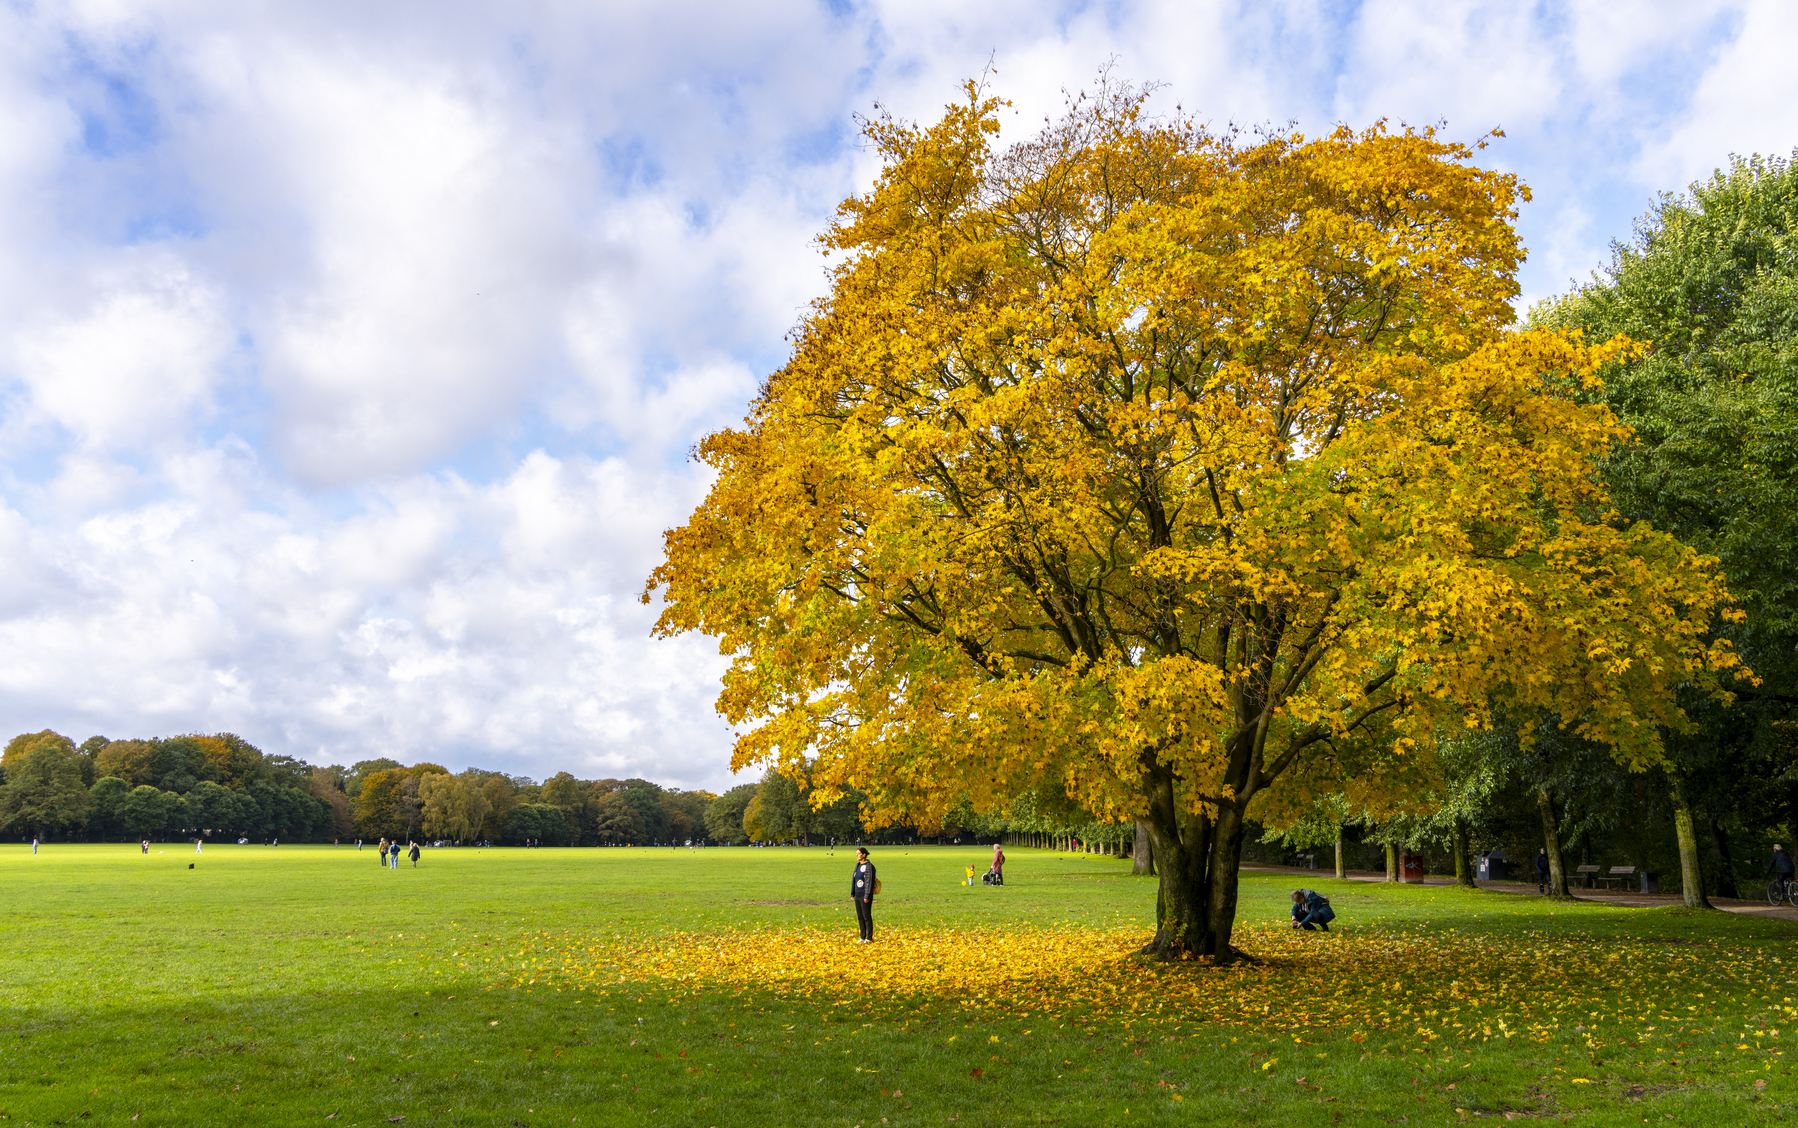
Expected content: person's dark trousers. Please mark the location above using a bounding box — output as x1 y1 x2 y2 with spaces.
854 897 874 941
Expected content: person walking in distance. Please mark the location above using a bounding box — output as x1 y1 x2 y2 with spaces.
379 839 389 867
1535 847 1551 894
409 841 421 869
851 847 878 943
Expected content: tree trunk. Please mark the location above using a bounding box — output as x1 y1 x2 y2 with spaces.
1452 818 1475 889
1537 785 1571 899
1668 770 1713 909
1384 842 1397 882
1141 767 1242 962
1334 824 1345 880
1707 810 1740 899
1132 820 1155 876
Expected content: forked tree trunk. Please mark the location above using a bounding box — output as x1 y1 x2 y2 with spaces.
1452 818 1476 889
1667 770 1713 910
1140 768 1229 961
1537 785 1571 899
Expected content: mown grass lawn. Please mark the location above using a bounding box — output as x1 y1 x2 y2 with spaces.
2 842 1793 1126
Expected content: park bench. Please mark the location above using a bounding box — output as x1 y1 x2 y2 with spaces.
1575 863 1602 888
1596 865 1635 892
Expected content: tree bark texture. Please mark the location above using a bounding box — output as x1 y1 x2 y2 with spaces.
1453 818 1476 889
1142 768 1238 961
1132 820 1156 876
1668 770 1713 909
1536 785 1571 899
1385 842 1397 883
1707 811 1740 899
1334 824 1345 881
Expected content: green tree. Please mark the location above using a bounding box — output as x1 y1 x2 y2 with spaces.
592 793 646 844
504 803 567 845
616 780 670 843
0 745 91 839
542 772 590 843
1532 152 1798 903
663 789 714 845
88 776 131 840
119 785 171 839
187 781 239 837
75 736 106 787
706 784 760 845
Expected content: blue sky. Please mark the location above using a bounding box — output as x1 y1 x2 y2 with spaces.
0 0 1794 788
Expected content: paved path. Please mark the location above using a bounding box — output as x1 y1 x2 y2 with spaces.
1240 862 1798 922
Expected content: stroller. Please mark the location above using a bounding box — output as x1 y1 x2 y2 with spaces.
981 867 1004 886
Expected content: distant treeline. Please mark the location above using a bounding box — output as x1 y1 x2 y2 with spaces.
0 728 1128 848
0 730 332 843
0 729 865 847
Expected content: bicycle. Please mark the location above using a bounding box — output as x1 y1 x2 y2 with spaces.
1765 876 1797 907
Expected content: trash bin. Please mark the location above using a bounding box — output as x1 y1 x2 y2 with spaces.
1402 854 1425 884
1303 853 1317 870
1477 850 1508 881
1639 871 1659 894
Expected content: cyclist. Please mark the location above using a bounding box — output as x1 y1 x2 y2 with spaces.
1769 843 1795 889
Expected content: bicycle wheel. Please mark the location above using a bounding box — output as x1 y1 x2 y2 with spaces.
1770 879 1787 907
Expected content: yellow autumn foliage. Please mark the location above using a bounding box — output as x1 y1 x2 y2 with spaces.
647 80 1742 957
482 921 1787 1052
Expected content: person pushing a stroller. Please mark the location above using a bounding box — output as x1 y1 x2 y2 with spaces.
981 843 1006 885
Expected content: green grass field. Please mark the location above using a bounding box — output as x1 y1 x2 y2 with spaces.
2 843 1793 1126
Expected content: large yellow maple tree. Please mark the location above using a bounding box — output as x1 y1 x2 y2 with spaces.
648 85 1741 960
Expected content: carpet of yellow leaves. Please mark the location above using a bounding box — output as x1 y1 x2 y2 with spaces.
481 924 1797 1052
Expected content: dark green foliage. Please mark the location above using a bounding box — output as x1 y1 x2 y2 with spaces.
1533 151 1798 886
706 784 759 845
504 802 568 845
616 779 670 842
87 776 131 838
119 785 171 837
591 792 646 843
0 745 90 838
75 736 106 786
754 765 863 843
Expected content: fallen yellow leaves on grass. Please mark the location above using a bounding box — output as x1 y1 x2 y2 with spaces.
479 923 1797 1050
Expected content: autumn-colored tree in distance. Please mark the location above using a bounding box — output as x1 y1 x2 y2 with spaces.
648 80 1744 961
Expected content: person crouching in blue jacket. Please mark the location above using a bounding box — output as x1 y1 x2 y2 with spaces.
1290 888 1335 931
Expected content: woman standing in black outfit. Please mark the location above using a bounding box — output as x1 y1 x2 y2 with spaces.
851 847 877 943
